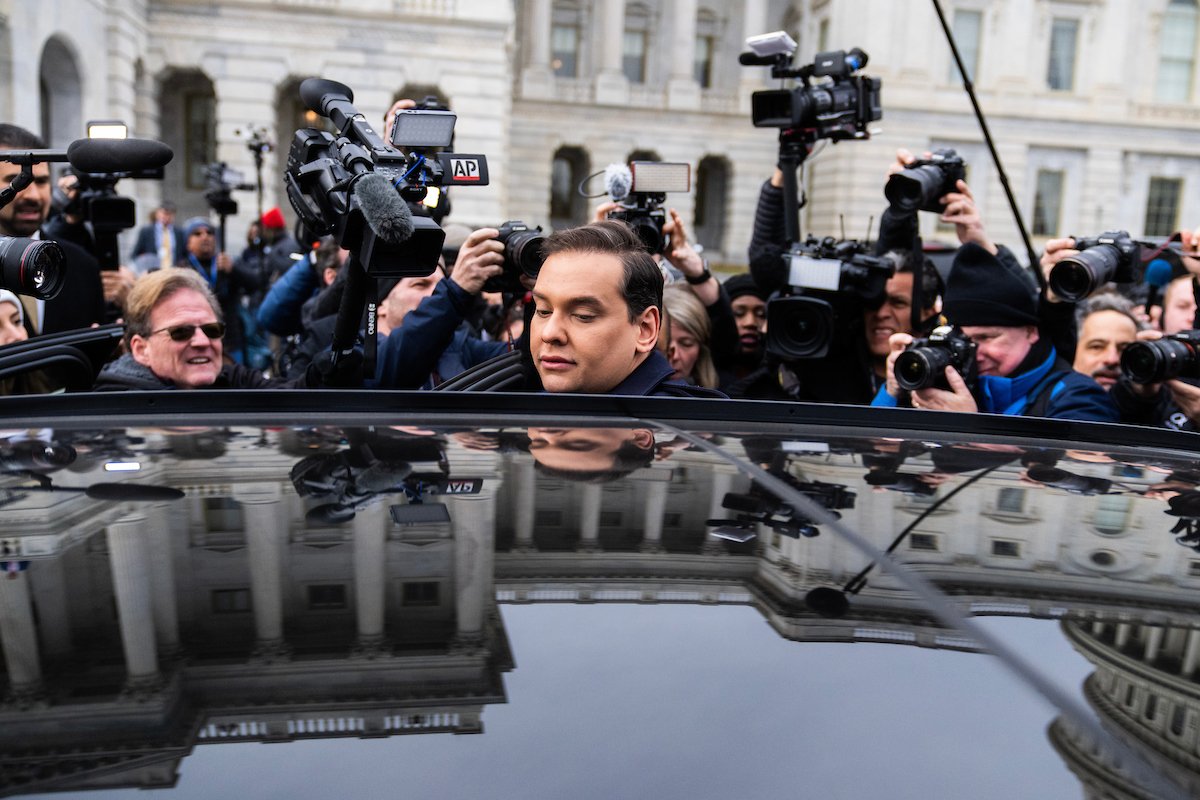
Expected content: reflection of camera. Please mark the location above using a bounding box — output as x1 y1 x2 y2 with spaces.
484 221 546 293
742 36 881 142
0 237 65 299
1049 231 1142 303
204 163 253 218
0 440 76 473
863 469 938 496
1121 329 1200 384
713 479 855 540
766 236 894 360
895 325 978 392
884 148 966 214
1025 465 1112 496
606 162 690 254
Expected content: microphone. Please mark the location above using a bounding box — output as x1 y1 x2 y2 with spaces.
1145 257 1173 313
604 162 633 202
84 483 185 502
738 51 779 66
356 172 415 245
300 78 353 115
66 138 173 174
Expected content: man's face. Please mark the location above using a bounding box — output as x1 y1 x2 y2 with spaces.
531 251 659 393
527 427 654 473
0 156 50 237
156 207 175 226
961 325 1039 377
1073 310 1137 390
864 273 936 358
730 294 766 356
129 289 223 389
377 271 442 337
187 226 217 259
1162 278 1196 335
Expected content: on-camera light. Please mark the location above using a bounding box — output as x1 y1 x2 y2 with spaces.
87 120 128 139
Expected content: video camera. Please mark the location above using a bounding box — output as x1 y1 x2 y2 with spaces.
766 235 894 360
204 162 253 218
1121 329 1200 385
605 161 691 254
709 478 855 542
1048 231 1143 303
884 148 967 214
894 324 978 392
1025 465 1112 496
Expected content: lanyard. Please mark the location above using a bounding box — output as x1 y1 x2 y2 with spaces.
189 254 217 289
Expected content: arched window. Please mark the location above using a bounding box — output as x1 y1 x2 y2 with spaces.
624 3 652 84
550 145 590 230
394 84 450 109
627 149 661 163
694 155 730 253
39 36 82 154
1158 0 1198 102
156 68 217 217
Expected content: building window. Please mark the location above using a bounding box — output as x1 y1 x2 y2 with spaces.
1190 559 1200 576
1126 684 1136 706
695 36 714 87
991 539 1021 558
552 24 579 77
771 531 782 549
307 584 346 610
817 18 829 52
694 155 730 253
1047 18 1078 91
1158 0 1198 102
948 9 982 84
663 512 682 528
204 497 242 533
997 488 1026 514
1147 694 1158 719
1172 705 1187 736
623 30 647 83
550 145 589 230
1032 169 1064 236
599 510 623 527
211 588 251 614
536 509 563 526
909 533 939 551
185 92 217 190
1145 177 1183 237
1094 495 1131 535
402 581 439 606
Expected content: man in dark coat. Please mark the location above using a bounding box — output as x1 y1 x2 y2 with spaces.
130 201 186 268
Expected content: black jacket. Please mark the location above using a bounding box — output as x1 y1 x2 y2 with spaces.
1110 379 1196 430
37 236 106 335
131 224 186 261
608 350 726 397
92 352 300 391
174 255 262 355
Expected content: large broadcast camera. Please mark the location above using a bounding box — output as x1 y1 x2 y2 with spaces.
0 131 172 299
767 235 893 360
604 161 691 254
1048 230 1143 303
1121 329 1200 385
894 324 978 392
884 148 967 214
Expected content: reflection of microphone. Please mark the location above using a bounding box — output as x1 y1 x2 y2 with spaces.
66 138 174 173
356 173 415 244
605 163 632 202
1146 258 1173 314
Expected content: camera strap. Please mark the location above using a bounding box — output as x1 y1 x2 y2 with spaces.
363 275 378 381
1020 358 1073 418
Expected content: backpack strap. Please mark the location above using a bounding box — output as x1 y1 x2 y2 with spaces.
1021 357 1074 417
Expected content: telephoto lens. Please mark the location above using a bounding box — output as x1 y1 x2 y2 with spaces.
883 149 966 214
485 221 546 293
0 236 66 299
1048 231 1141 302
1121 333 1200 385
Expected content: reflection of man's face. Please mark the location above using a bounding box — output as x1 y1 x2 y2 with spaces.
527 427 654 474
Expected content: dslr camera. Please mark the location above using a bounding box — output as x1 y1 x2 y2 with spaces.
1048 230 1142 303
894 324 978 392
884 148 966 214
742 33 881 140
606 161 690 254
1024 465 1112 496
482 221 546 294
767 235 894 360
1121 329 1200 385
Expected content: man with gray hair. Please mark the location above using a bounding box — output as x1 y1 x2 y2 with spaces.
1072 292 1141 391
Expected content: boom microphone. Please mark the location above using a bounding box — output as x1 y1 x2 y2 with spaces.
605 162 633 202
66 138 173 174
356 173 415 245
1145 257 1173 314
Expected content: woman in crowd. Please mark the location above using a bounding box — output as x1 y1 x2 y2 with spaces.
662 284 718 390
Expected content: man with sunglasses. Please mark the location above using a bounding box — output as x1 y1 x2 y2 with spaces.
94 269 300 390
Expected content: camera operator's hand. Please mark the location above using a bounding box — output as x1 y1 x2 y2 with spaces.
883 333 914 399
102 265 136 307
449 228 504 295
1179 228 1200 276
662 209 718 305
912 368 979 413
886 148 924 177
56 175 82 225
382 99 417 146
216 252 233 274
305 348 364 389
594 201 620 223
1166 379 1200 423
1039 238 1080 304
940 180 997 255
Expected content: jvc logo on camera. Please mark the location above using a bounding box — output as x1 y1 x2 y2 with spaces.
447 157 482 181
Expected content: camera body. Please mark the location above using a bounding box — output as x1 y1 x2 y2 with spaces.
204 163 253 218
894 324 978 392
608 204 667 253
484 221 546 293
748 47 882 142
1049 230 1143 302
766 235 894 360
1121 329 1200 384
884 148 966 214
605 162 690 254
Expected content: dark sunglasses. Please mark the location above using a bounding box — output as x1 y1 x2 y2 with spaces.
150 322 225 342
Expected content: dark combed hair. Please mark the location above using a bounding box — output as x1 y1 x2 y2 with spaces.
883 249 942 310
0 125 46 150
539 220 663 321
533 437 655 484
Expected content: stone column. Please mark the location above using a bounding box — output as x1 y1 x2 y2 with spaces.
521 0 555 98
667 0 700 110
577 483 602 552
145 504 181 659
236 483 290 661
1144 626 1164 663
107 514 162 694
28 558 72 658
513 459 536 551
1183 629 1200 677
0 568 43 702
595 0 630 105
737 0 769 111
353 500 389 657
1115 623 1131 650
450 490 497 653
640 480 668 553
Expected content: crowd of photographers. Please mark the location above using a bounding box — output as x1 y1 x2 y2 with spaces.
6 108 1200 431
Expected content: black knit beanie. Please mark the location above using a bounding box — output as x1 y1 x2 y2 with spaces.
943 242 1039 327
724 273 769 302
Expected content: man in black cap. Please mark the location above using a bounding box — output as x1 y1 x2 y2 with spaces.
873 243 1118 421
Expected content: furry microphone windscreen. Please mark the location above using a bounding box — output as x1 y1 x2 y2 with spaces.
356 172 415 244
605 163 633 202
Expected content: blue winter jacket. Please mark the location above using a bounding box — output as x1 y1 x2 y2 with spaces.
872 347 1119 422
256 256 320 336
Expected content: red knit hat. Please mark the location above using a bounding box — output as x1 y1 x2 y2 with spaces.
261 206 286 229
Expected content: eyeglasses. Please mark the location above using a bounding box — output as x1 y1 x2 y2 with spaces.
150 322 225 342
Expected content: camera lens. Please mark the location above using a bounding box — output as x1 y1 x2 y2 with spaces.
503 229 546 278
765 296 834 360
0 236 65 300
895 346 954 391
885 166 946 214
1050 245 1120 302
1122 338 1196 384
632 219 663 254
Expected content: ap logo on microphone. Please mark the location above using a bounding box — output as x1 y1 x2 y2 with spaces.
437 153 490 185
